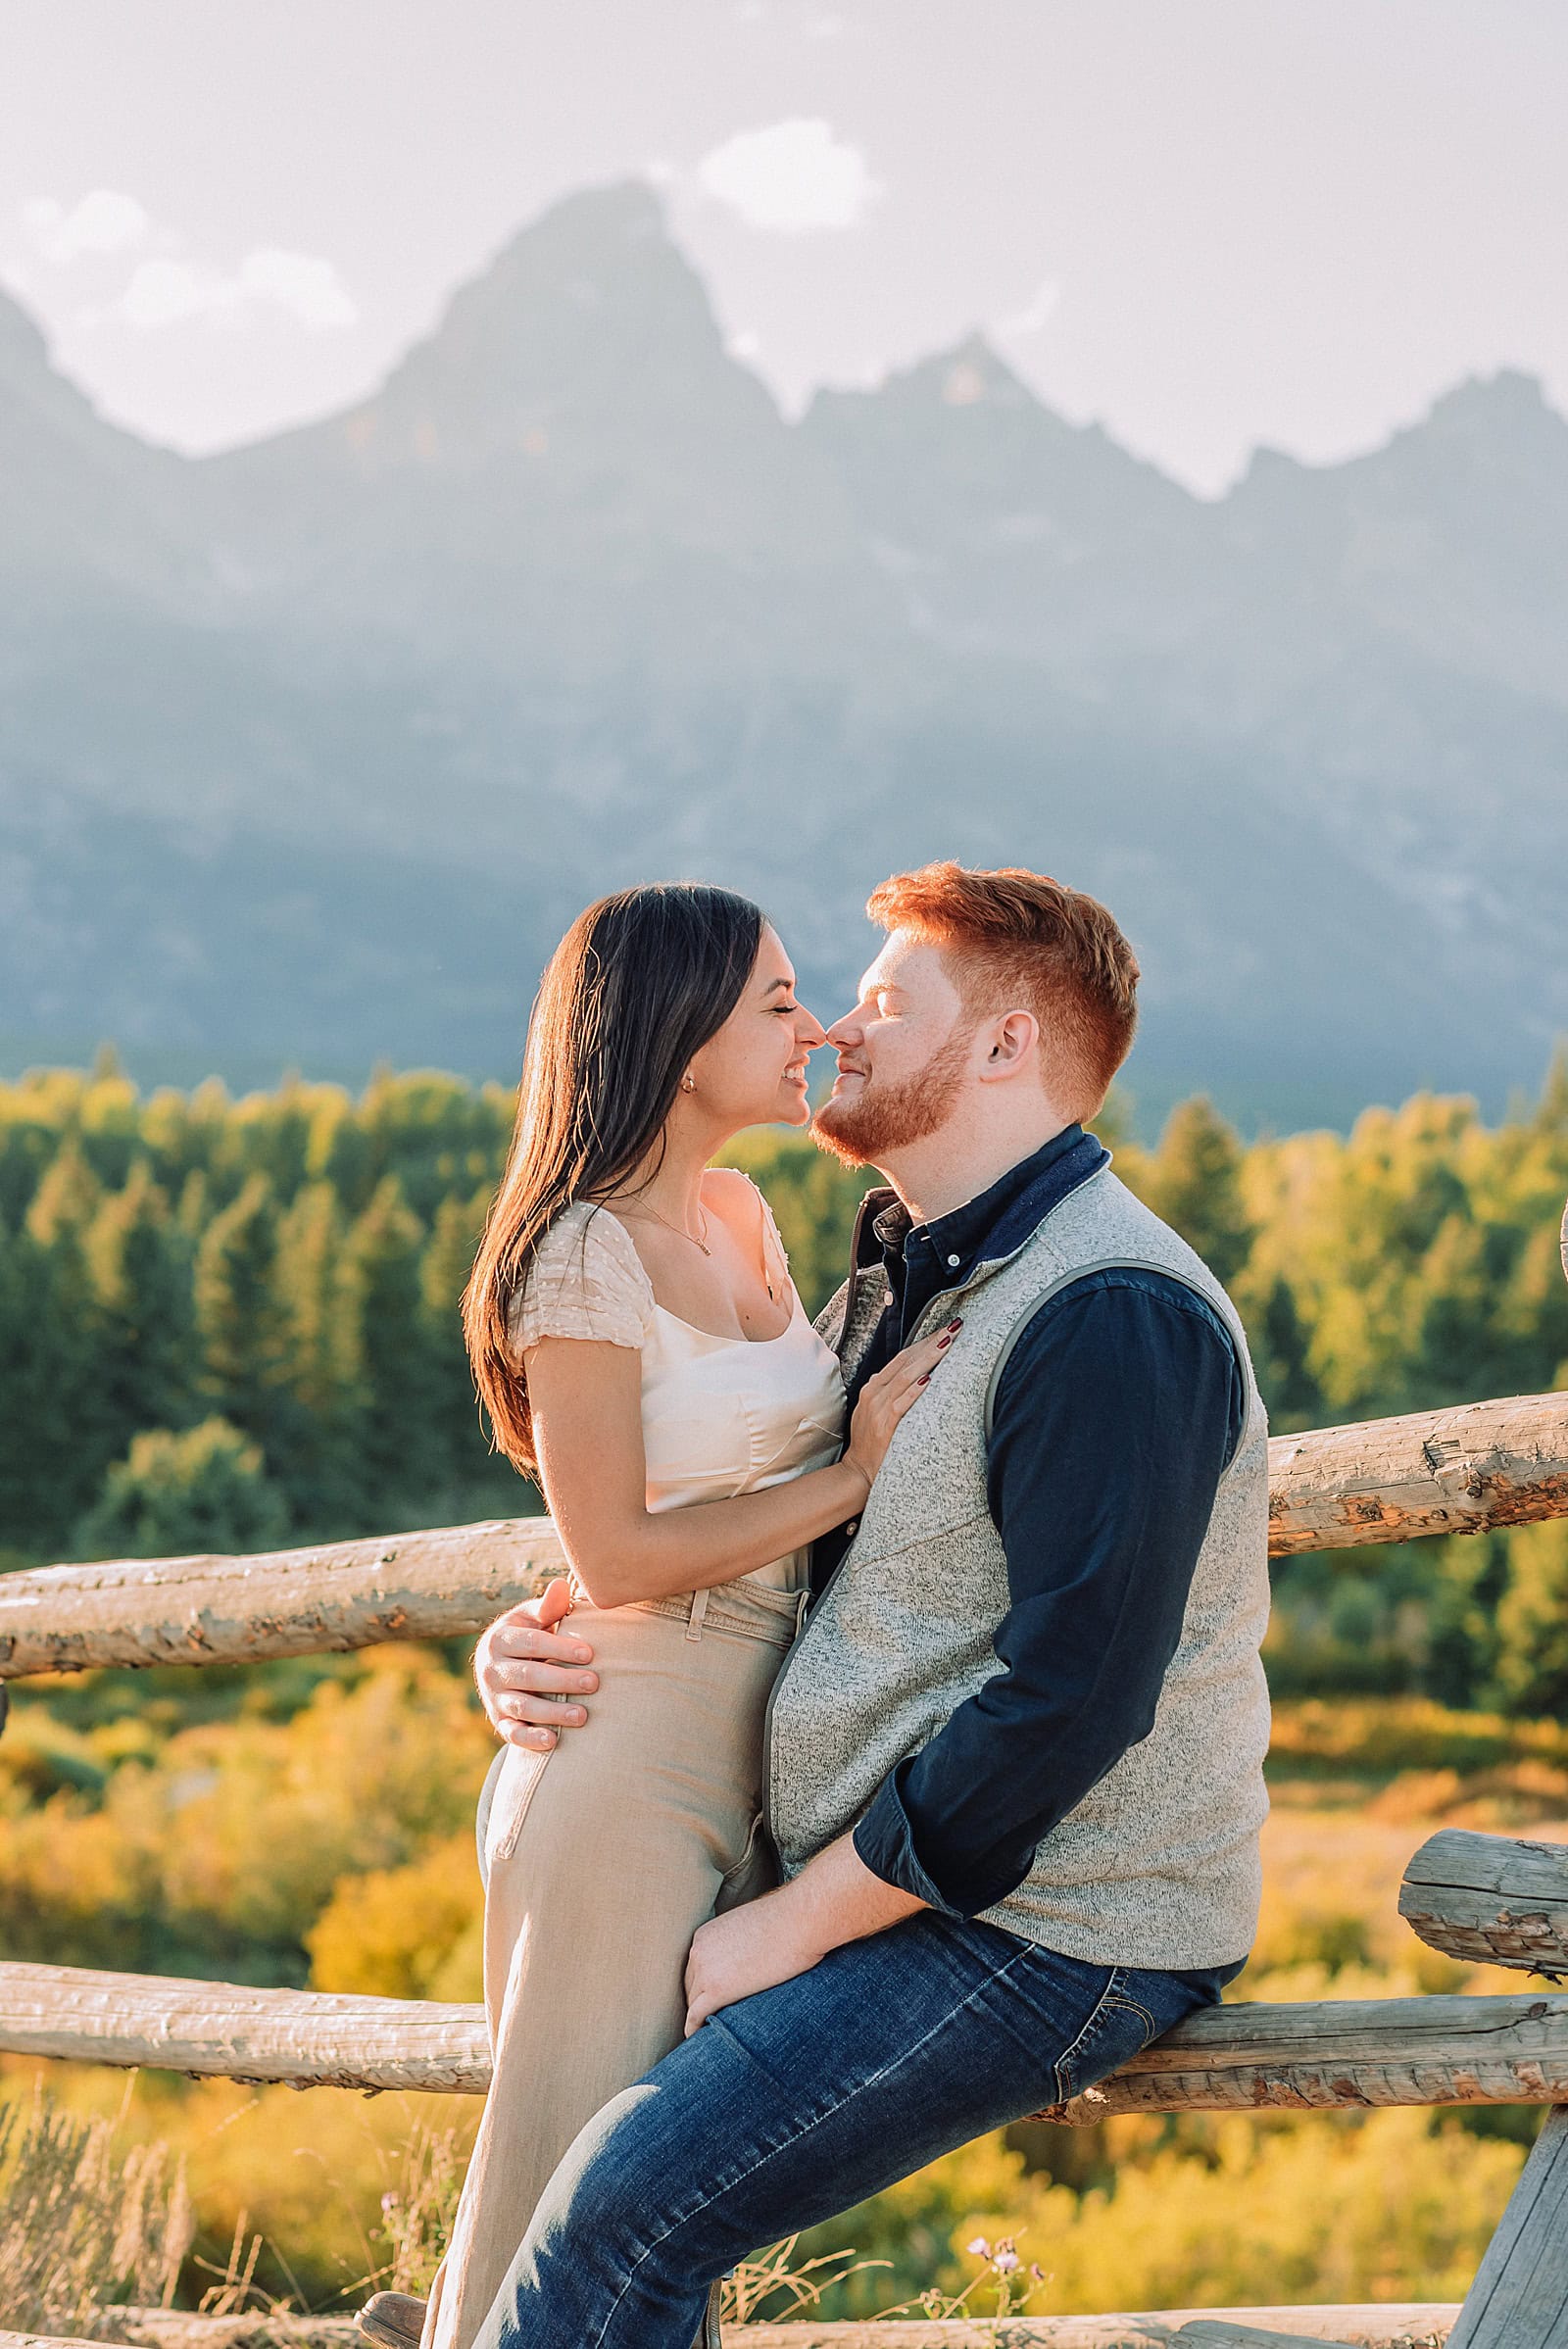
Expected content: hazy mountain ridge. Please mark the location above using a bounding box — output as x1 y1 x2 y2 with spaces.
2 180 1563 1129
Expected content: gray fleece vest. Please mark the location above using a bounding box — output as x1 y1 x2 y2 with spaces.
766 1162 1271 1970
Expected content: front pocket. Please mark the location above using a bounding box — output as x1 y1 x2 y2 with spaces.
715 1810 780 1914
484 1738 556 1871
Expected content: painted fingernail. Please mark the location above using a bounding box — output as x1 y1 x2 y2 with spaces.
948 1318 962 1331
918 1372 932 1385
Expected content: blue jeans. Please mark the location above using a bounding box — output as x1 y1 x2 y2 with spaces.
479 1910 1232 2348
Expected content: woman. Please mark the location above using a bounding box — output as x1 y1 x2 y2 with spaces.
360 884 952 2349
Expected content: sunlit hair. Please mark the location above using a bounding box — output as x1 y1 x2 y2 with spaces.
865 861 1139 1122
464 884 765 1475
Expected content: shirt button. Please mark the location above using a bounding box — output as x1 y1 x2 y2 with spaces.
845 1519 858 1536
946 1252 960 1268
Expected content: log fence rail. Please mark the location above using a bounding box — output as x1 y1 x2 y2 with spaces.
2 1391 1566 1686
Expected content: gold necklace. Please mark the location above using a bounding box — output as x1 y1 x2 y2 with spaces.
629 1199 712 1256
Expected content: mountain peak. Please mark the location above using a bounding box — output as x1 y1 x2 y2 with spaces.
0 287 51 382
335 175 760 465
878 331 1037 414
1415 367 1567 463
439 178 692 341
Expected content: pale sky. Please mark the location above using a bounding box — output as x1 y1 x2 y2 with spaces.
3 0 1565 493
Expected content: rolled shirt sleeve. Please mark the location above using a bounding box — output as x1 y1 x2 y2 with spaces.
852 1269 1247 1918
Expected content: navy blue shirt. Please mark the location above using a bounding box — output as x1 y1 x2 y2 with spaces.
818 1128 1247 1921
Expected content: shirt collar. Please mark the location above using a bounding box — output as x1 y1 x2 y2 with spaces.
868 1123 1110 1284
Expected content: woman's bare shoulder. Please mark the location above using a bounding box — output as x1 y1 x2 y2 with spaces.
701 1165 792 1274
699 1164 762 1211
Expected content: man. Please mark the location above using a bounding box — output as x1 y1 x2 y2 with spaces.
474 862 1270 2346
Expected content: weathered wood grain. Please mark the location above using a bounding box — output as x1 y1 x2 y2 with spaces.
54 2311 1460 2349
8 1965 1568 2120
3 1391 1566 1682
1446 2103 1568 2346
1168 2326 1354 2347
1045 1991 1568 2123
0 1516 566 1681
0 1963 491 2092
1265 1390 1568 1558
0 2334 114 2349
1162 2324 1451 2349
1401 1831 1568 1974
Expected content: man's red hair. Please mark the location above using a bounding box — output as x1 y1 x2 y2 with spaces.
865 861 1139 1122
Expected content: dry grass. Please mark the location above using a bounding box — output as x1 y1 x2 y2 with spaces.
0 2081 194 2335
364 2119 467 2300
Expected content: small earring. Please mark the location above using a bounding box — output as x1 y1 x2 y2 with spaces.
680 1073 696 1094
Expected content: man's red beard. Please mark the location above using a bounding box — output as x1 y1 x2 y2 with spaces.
812 1022 973 1169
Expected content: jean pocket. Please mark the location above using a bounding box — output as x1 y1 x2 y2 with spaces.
1051 1968 1163 2108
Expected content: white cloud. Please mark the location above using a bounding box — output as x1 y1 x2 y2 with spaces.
235 248 358 328
19 189 357 338
109 258 210 328
995 279 1062 340
24 190 150 264
94 246 358 333
698 119 882 234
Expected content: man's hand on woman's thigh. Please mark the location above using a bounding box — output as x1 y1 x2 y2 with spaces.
474 1580 599 1750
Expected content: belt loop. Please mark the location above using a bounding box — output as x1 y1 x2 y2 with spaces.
686 1586 710 1641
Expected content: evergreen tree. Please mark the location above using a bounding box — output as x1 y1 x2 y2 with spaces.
1530 1039 1568 1144
1141 1097 1255 1287
1243 1274 1324 1433
1490 1518 1568 1716
193 1171 300 1474
20 1146 116 1537
0 1222 74 1551
272 1181 363 1529
418 1189 489 1484
85 1163 200 1466
339 1175 444 1505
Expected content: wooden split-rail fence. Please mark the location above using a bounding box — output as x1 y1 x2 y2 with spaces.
3 1202 1568 2349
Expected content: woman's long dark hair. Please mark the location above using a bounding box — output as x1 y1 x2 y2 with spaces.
464 883 766 1474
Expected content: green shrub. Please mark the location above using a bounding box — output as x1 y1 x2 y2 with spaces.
74 1417 289 1560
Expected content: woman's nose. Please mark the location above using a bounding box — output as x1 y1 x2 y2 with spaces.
797 1007 828 1049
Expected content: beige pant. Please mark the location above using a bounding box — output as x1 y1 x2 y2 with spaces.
420 1576 805 2349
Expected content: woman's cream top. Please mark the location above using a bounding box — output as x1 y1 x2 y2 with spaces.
510 1183 846 1593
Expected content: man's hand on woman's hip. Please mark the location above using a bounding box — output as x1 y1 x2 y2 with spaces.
474 1579 599 1750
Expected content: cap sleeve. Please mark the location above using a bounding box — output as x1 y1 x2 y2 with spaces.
508 1205 656 1355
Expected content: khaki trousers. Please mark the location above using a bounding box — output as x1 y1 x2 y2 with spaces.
420 1576 804 2349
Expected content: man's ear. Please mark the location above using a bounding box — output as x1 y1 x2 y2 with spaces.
977 1009 1039 1081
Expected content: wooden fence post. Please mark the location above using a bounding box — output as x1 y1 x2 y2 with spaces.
1444 2105 1568 2347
